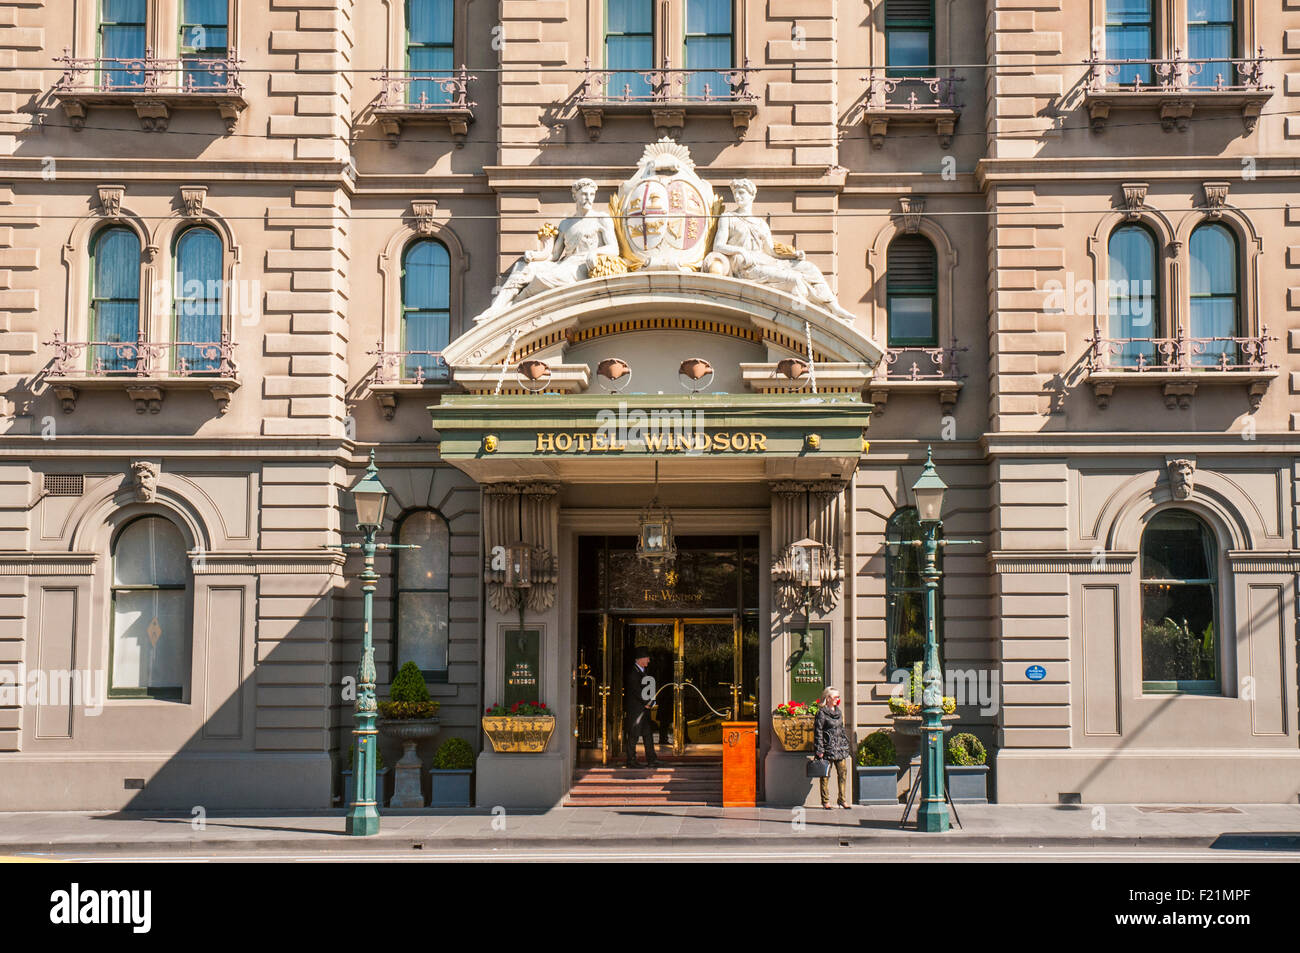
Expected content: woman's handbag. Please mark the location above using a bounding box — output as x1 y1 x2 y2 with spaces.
805 756 832 778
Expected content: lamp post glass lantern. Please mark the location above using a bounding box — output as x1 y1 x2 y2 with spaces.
911 446 950 832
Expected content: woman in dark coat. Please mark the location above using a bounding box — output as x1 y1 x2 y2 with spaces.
814 687 852 809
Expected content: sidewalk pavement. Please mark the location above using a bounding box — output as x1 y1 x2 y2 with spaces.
2 803 1299 853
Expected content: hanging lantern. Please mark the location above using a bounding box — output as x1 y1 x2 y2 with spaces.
636 462 676 574
504 542 532 590
789 537 824 590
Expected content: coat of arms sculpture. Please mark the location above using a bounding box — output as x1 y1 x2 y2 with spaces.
611 138 722 272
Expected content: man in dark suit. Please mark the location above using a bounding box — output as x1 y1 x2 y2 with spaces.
623 647 660 768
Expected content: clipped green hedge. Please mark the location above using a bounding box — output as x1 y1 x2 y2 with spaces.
856 730 897 768
389 660 431 703
946 732 987 766
433 737 475 771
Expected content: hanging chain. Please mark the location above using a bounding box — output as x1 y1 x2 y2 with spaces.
494 326 523 395
803 320 818 395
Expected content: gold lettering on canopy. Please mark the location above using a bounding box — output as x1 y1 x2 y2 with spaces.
533 431 769 453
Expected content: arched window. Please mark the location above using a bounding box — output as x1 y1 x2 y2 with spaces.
1105 0 1155 84
100 0 147 88
1189 222 1239 366
606 0 654 99
885 507 942 673
395 509 450 680
1140 510 1219 694
885 0 935 77
90 226 142 373
173 226 223 373
406 0 454 105
1107 223 1159 366
179 0 230 89
110 516 191 699
1188 0 1234 87
886 234 938 347
684 0 732 99
401 239 451 380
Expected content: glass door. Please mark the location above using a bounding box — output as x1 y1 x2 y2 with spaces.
680 618 738 749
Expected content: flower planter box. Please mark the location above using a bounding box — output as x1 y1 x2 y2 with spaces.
888 714 958 737
946 764 989 803
771 715 815 752
341 767 390 807
855 765 900 805
429 768 473 807
482 715 555 753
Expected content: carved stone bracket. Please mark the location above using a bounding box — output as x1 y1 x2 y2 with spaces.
97 184 125 217
410 199 439 236
180 185 208 218
483 482 559 613
1120 182 1148 220
897 196 925 234
769 479 845 613
1202 181 1229 218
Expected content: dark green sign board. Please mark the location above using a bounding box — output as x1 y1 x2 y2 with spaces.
503 627 542 709
788 623 828 704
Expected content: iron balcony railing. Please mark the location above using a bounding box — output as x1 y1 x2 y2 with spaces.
1085 327 1277 373
576 56 758 105
1084 46 1269 93
373 66 477 112
368 344 451 385
862 69 963 110
54 47 244 96
877 342 968 381
46 330 237 378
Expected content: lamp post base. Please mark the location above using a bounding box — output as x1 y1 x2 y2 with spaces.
345 807 380 837
917 802 951 833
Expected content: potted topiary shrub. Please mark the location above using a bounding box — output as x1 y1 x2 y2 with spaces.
378 660 441 807
771 700 819 751
946 731 989 803
855 730 900 805
481 700 555 752
341 744 388 808
429 737 474 807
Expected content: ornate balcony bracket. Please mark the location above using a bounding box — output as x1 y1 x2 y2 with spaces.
371 67 477 147
366 343 456 420
52 48 247 133
576 58 758 141
1081 48 1273 134
43 331 239 414
867 342 968 416
859 70 963 149
1084 329 1278 410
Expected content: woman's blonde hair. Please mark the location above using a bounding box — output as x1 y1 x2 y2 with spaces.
818 687 840 707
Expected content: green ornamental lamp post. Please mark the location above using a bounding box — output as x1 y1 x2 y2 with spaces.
911 446 950 833
342 450 398 837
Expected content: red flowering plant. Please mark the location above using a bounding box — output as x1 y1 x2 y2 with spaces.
485 700 551 717
773 700 820 719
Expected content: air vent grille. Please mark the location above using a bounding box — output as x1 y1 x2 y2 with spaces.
43 474 84 497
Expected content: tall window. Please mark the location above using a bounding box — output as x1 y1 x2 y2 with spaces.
885 507 942 672
99 0 147 88
395 510 450 680
401 239 451 380
1107 224 1159 366
407 0 455 105
1105 0 1155 84
605 0 653 100
90 226 142 373
1189 223 1239 366
886 234 938 347
884 0 935 77
1140 510 1219 694
179 0 230 89
110 516 190 699
1188 0 1234 87
173 226 223 373
684 0 732 99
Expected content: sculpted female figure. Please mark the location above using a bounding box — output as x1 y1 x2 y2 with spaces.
712 178 857 322
479 177 620 320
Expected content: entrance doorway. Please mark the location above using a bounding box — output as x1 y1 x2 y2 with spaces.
575 536 760 764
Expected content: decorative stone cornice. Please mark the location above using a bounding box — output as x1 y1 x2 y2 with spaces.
1225 551 1300 572
190 551 346 575
0 553 99 575
989 551 1138 574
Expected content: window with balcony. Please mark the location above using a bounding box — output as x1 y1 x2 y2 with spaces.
56 0 244 132
887 235 938 348
89 225 142 374
1106 223 1160 367
399 239 451 382
862 0 960 149
372 0 474 145
1188 0 1234 86
173 225 223 374
110 515 191 700
406 0 454 105
579 0 755 140
395 509 451 682
885 0 934 77
1140 510 1220 695
1189 223 1239 365
1105 0 1155 84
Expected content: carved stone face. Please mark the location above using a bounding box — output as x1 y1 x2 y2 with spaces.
730 180 756 208
1168 459 1195 500
132 461 159 502
572 180 597 212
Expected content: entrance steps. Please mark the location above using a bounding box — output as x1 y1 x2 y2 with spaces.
565 762 722 807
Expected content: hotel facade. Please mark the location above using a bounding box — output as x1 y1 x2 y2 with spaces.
0 0 1297 811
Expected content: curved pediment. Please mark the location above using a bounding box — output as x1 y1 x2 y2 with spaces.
444 271 884 391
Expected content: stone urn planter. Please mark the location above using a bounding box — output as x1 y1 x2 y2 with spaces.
888 714 958 738
771 715 816 752
379 718 441 807
481 715 555 753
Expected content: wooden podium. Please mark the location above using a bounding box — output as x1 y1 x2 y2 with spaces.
721 721 758 807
